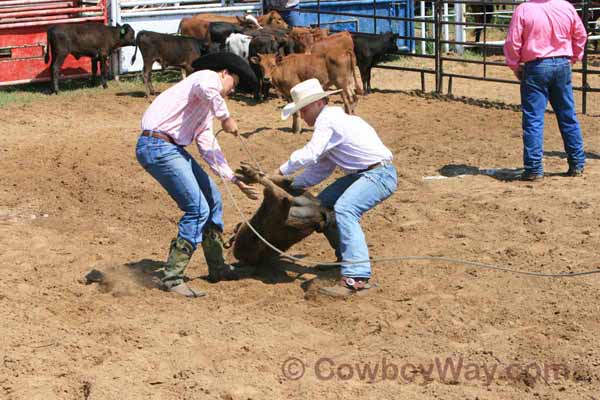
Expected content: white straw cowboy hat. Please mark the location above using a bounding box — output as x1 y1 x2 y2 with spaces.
281 79 341 120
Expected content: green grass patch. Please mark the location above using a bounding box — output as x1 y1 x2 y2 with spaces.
0 90 39 108
0 68 188 108
0 72 174 107
462 49 484 61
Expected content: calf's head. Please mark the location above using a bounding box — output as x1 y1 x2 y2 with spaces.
291 31 313 53
264 11 288 29
383 31 399 53
117 24 136 46
249 53 280 82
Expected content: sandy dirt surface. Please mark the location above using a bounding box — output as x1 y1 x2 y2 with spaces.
1 68 600 400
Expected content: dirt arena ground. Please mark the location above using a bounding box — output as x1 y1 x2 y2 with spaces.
1 66 600 400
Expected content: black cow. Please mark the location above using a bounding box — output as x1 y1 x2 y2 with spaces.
44 23 135 94
247 26 295 55
469 5 494 43
131 30 210 97
249 33 283 101
350 31 398 94
209 21 246 45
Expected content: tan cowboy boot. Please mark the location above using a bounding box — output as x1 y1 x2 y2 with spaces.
202 227 254 282
162 237 206 298
319 277 376 298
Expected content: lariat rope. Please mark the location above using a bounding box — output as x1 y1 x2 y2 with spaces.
212 129 600 278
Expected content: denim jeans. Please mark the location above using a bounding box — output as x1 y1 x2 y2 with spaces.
520 57 586 175
317 162 398 279
136 135 224 250
278 6 301 27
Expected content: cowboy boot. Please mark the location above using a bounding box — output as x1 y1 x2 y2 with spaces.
163 237 206 298
319 277 377 298
202 227 254 282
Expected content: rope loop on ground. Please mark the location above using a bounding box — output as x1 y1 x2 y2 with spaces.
211 129 600 279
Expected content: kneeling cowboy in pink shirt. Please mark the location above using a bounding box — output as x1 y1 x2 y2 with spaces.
136 53 259 298
504 0 588 181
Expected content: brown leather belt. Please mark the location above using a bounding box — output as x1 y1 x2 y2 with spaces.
141 130 177 145
527 56 569 64
358 160 390 173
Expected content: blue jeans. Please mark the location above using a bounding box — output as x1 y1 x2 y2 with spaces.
520 57 586 175
278 6 301 27
135 135 224 250
317 162 398 279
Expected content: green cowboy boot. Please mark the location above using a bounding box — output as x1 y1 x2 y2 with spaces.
163 237 206 298
202 227 254 282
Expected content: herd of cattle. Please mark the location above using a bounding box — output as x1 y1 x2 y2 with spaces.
44 11 400 132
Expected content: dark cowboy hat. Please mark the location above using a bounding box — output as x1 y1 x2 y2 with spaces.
191 52 258 92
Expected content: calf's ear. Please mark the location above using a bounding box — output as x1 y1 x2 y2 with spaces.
249 56 259 64
120 26 127 37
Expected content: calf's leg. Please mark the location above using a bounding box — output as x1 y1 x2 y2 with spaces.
50 51 67 94
292 113 301 133
91 57 98 80
143 60 154 98
358 64 369 95
99 56 108 89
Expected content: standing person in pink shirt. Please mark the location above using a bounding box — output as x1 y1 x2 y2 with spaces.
504 0 588 181
136 53 259 298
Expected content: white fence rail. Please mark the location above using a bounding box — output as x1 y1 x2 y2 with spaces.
415 1 599 55
108 0 261 75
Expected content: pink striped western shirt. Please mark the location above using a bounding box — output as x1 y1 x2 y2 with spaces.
141 70 236 181
504 0 588 71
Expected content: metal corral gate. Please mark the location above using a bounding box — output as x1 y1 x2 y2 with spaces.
109 0 262 75
293 0 415 52
0 0 107 86
438 0 599 115
302 0 599 114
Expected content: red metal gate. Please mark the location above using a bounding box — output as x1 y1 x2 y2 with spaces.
0 0 107 86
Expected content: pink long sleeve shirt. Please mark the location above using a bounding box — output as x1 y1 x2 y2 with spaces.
141 70 236 181
503 0 588 71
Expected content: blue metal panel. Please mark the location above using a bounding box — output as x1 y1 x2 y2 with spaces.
294 0 414 52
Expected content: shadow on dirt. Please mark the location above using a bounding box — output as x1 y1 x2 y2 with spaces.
185 254 339 285
88 255 337 290
438 164 568 181
241 126 272 138
115 91 148 98
278 126 311 134
125 258 165 288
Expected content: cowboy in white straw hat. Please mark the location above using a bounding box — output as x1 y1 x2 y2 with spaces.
275 79 398 297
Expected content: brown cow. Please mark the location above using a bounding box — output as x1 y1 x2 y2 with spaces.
178 11 288 41
308 31 352 54
308 31 363 96
289 26 329 53
232 163 334 267
250 52 358 133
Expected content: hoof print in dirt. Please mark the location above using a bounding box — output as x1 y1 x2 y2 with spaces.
84 269 105 284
